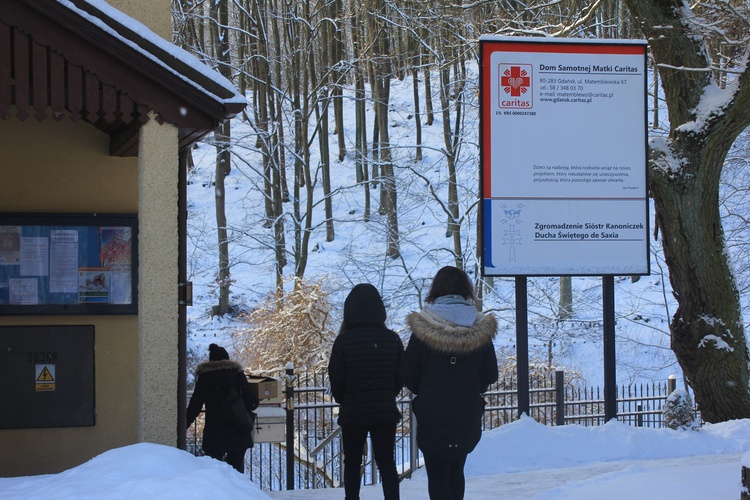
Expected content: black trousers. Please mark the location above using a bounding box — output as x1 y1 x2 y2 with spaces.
341 423 400 500
205 448 246 474
423 452 468 500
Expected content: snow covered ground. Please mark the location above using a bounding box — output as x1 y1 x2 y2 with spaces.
3 417 749 499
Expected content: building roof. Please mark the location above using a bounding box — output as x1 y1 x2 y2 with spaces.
1 0 246 156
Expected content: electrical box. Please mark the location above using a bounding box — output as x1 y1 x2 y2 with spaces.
0 325 95 428
253 406 285 443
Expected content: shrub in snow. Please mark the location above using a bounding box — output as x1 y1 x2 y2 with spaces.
232 276 336 373
663 389 697 430
493 348 584 425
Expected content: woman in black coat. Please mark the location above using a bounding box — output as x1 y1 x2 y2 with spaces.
328 283 404 500
186 343 259 473
402 266 498 500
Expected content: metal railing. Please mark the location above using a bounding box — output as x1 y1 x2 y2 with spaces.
187 368 686 492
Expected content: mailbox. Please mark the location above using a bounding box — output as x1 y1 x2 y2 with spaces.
253 406 285 443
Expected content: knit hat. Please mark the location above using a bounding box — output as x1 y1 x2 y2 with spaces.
343 283 386 327
208 343 229 361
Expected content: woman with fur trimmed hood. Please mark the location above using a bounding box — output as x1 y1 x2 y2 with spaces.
186 343 259 473
402 266 498 500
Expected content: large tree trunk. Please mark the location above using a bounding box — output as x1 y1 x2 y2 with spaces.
213 121 232 316
558 276 572 321
329 0 347 162
624 0 750 422
317 2 335 243
211 0 233 316
295 0 315 279
369 0 400 258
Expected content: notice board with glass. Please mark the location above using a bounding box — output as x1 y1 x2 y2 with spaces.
0 213 138 314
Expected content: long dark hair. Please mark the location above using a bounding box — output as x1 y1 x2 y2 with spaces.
425 266 476 304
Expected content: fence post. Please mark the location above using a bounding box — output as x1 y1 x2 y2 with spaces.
369 436 378 484
637 403 643 427
667 374 676 394
555 370 565 426
285 362 295 490
410 391 419 474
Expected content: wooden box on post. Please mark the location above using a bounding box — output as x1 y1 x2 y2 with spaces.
246 375 280 402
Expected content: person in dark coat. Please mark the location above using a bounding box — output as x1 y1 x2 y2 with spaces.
186 343 259 473
401 266 498 500
328 283 404 500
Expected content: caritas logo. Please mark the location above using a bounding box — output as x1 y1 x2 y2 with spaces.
498 64 533 109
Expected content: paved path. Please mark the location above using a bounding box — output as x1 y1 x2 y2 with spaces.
268 453 742 499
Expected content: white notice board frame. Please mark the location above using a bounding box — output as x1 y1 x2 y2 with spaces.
479 37 650 277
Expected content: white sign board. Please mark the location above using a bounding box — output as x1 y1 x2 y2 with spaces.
479 37 649 276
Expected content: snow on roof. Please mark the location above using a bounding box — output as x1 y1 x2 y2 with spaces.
56 0 246 108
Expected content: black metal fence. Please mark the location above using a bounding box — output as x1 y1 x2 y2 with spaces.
187 369 683 492
481 370 674 429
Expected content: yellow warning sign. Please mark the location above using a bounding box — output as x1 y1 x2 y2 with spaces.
37 366 54 381
35 364 56 392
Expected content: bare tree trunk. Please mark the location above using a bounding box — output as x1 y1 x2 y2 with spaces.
270 0 289 203
374 110 385 214
651 58 659 129
422 28 434 126
347 0 371 219
558 277 573 321
437 29 466 268
411 65 423 161
330 0 347 162
624 0 750 422
236 3 249 105
314 0 335 242
369 0 399 258
295 0 316 278
251 0 288 287
246 0 274 228
211 0 232 316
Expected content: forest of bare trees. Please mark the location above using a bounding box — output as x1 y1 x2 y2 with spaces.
173 0 750 422
172 0 639 303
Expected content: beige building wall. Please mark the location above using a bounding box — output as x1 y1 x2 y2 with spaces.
0 0 183 476
0 119 141 475
106 0 172 40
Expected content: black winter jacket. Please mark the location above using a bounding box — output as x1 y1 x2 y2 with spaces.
328 283 405 430
186 359 259 454
402 310 498 458
328 325 404 427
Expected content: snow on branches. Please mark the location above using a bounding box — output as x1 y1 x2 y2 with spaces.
232 277 337 374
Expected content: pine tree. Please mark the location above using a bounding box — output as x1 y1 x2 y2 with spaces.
663 389 696 430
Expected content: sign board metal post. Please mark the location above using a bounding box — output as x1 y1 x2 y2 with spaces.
516 276 530 417
603 276 617 421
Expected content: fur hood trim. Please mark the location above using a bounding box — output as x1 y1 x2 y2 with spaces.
406 310 497 354
195 359 243 376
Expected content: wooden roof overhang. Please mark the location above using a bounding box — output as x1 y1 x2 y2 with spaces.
1 0 246 157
